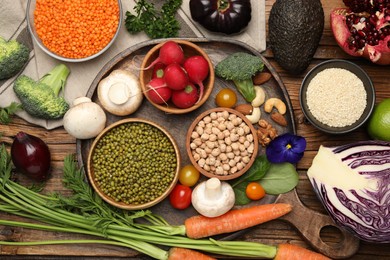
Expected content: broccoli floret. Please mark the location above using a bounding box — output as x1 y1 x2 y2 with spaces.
13 64 70 120
0 36 29 80
215 52 264 102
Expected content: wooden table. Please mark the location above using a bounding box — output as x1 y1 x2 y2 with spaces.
1 0 389 259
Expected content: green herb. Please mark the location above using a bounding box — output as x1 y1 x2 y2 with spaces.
230 155 270 205
0 102 22 124
259 162 299 195
0 146 280 259
125 0 182 39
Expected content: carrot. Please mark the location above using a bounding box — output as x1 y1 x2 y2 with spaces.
184 203 292 239
168 247 216 260
274 244 331 260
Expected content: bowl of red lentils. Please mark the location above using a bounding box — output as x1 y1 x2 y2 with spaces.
299 59 375 134
26 0 122 62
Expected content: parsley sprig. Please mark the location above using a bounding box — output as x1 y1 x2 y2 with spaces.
125 0 182 39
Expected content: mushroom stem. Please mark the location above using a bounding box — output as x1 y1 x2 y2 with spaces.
205 178 222 200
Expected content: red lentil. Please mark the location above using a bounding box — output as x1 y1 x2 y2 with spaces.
34 0 120 59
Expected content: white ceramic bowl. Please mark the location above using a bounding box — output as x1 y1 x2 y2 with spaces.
26 0 122 62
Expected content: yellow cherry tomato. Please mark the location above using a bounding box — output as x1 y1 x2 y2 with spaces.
215 88 237 108
178 165 200 187
245 182 266 200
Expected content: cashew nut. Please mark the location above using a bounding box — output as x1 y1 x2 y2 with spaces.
246 107 261 124
264 98 286 115
251 86 266 107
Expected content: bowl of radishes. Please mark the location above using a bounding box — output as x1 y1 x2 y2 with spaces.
139 40 215 114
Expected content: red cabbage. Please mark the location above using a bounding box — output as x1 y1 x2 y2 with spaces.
307 141 390 243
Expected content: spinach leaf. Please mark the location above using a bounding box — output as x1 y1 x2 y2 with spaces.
230 155 270 188
259 162 299 195
233 181 251 205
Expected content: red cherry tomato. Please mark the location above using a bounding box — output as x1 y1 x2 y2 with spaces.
169 184 192 209
245 182 266 200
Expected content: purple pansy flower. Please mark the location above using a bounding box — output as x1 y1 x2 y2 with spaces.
266 133 307 164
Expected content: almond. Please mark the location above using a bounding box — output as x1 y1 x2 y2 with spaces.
234 104 253 115
253 72 272 85
271 111 288 127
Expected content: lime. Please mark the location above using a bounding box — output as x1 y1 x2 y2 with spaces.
367 98 390 141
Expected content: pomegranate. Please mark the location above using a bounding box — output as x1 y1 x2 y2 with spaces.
331 0 390 65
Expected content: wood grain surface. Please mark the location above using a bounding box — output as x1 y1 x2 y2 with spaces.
1 0 389 259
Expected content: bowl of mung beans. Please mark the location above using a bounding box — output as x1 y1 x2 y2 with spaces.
299 59 375 134
26 0 122 62
87 118 181 210
186 107 259 181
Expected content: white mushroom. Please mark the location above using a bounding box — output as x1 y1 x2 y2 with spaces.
63 97 106 139
97 69 143 116
191 177 235 217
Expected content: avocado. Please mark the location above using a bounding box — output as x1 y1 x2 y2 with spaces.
269 0 324 74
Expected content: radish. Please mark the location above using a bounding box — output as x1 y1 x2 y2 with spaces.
146 78 172 105
152 62 165 79
183 55 209 102
164 63 189 91
145 41 185 70
171 83 199 109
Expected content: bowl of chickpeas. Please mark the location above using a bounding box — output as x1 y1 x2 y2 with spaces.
87 118 181 210
186 108 259 180
26 0 122 62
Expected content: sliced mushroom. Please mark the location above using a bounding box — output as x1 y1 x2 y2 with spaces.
98 69 143 116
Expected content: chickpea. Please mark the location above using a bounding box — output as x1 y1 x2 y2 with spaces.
191 131 199 139
201 133 210 141
209 134 217 142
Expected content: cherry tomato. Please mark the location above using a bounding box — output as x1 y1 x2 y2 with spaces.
215 88 237 108
169 184 192 209
245 182 266 200
178 165 200 187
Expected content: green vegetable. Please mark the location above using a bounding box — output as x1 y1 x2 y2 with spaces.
0 146 280 259
215 52 264 102
230 155 270 205
125 0 182 39
259 162 299 195
13 64 70 120
0 102 22 124
0 36 29 79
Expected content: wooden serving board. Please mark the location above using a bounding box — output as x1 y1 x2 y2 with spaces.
76 38 359 259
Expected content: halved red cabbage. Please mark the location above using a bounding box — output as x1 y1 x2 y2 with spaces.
307 141 390 243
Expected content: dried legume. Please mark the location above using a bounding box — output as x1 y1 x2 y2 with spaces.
190 111 255 176
34 0 120 59
92 122 177 205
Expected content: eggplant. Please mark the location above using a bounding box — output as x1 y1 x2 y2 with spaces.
189 0 252 35
11 131 51 181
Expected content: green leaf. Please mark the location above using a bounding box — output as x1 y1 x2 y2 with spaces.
231 155 270 188
233 182 251 205
259 162 299 195
0 102 22 124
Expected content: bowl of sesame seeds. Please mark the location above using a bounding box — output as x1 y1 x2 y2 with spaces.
26 0 122 62
299 59 375 134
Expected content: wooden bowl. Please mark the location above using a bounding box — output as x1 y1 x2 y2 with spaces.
139 39 215 114
186 108 259 180
87 118 180 210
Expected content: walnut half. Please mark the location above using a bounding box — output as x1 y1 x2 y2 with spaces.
257 119 278 146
